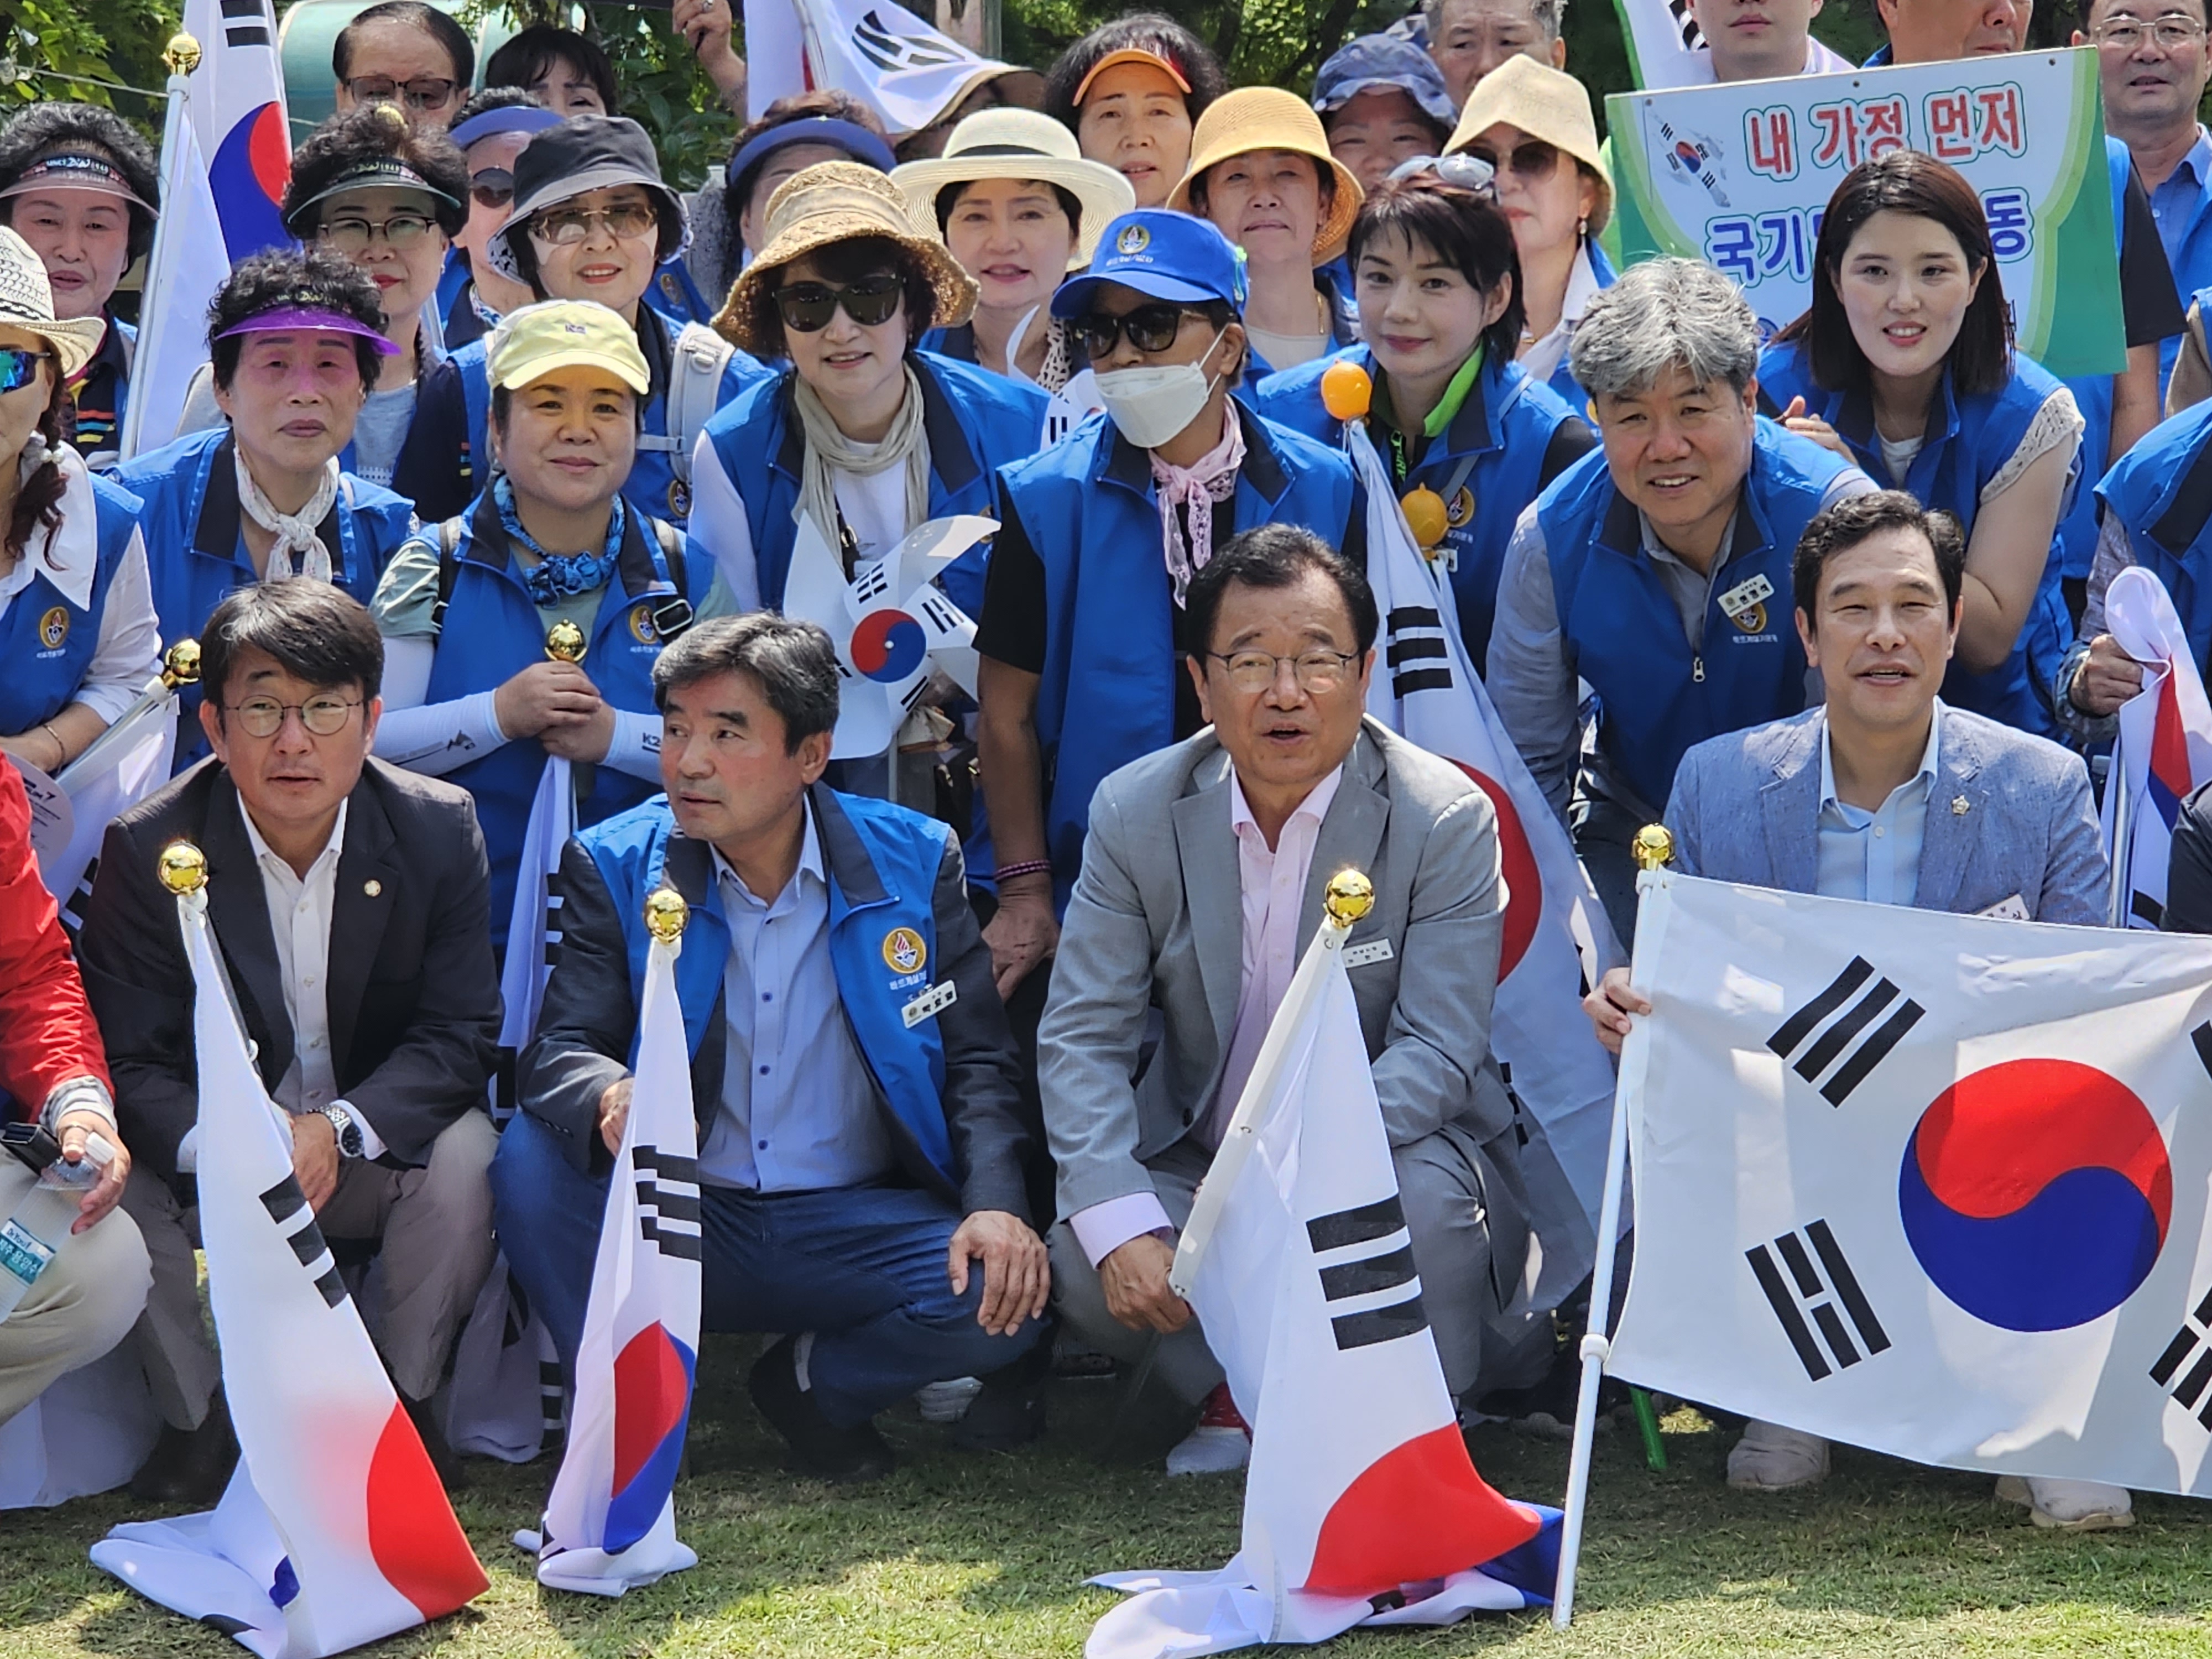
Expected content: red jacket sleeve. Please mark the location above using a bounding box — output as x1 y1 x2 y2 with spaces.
0 759 108 1120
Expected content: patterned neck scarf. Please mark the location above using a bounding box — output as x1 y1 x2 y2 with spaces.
234 446 338 584
496 475 627 607
1150 405 1245 608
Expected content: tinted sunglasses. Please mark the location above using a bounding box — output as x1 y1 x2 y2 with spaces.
771 272 903 333
1466 138 1562 180
0 346 51 394
1074 301 1195 360
469 167 514 211
1386 152 1498 197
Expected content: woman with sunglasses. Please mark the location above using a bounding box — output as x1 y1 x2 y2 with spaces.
1761 152 2082 737
1044 17 1224 212
438 90 563 350
0 227 158 784
464 116 766 526
1256 165 1594 675
116 251 420 768
974 210 1358 1001
332 0 475 133
1445 56 1615 406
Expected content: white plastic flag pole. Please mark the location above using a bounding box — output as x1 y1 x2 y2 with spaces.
1168 869 1373 1298
2105 740 2133 930
1553 828 1676 1630
115 55 191 463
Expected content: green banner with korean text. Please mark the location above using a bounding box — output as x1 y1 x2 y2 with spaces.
1607 49 2124 380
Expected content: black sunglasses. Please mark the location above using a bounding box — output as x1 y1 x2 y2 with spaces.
1075 301 1196 361
469 167 514 210
771 272 904 333
1467 138 1562 180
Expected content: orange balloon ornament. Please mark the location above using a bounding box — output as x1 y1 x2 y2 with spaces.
1320 358 1373 422
1401 486 1449 553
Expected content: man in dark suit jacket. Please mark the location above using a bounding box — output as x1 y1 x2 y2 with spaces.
79 583 502 1501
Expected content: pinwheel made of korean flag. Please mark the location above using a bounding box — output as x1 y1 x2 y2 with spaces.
781 512 992 760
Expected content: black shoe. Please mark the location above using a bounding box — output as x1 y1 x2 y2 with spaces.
953 1335 1051 1452
746 1337 894 1483
130 1389 239 1504
402 1393 467 1491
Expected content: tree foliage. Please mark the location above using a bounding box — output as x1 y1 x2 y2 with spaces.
0 0 175 137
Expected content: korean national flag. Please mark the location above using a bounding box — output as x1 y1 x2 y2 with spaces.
1609 869 2212 1495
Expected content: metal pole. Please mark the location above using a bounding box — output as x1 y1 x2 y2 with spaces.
2106 742 2133 930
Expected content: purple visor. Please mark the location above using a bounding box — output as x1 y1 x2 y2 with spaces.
213 306 401 354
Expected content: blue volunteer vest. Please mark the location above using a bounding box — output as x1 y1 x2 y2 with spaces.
113 428 418 770
577 788 962 1190
416 488 713 951
1003 400 1358 907
0 471 142 733
1757 342 2077 736
2097 396 2212 675
1537 418 1857 813
694 351 1050 618
1255 345 1590 673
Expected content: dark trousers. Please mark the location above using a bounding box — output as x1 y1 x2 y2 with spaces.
490 1111 1042 1426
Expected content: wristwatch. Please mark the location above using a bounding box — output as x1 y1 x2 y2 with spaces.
320 1103 364 1160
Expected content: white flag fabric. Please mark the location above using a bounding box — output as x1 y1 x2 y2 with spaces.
181 0 293 259
2099 567 2212 930
1609 868 2212 1495
1351 419 1622 1303
744 0 1011 131
497 757 575 1077
33 691 179 911
116 104 231 461
91 883 488 1656
1089 922 1556 1658
1611 0 1854 87
534 909 702 1596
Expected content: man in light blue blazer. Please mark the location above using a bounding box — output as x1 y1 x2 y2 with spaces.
1587 491 2122 1527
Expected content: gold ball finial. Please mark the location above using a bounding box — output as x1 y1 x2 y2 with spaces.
157 841 207 896
164 32 202 75
545 620 588 664
161 638 201 689
644 887 688 943
1632 824 1675 872
1323 867 1375 928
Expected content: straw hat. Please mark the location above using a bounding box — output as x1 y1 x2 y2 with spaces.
1167 87 1364 264
1446 54 1612 237
714 161 979 356
0 227 103 378
890 108 1136 270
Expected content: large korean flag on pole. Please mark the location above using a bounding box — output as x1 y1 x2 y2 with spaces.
2100 566 2212 930
91 853 487 1656
181 0 292 259
1608 868 2212 1494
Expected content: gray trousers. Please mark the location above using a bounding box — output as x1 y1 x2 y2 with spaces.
1051 1123 1533 1406
123 1112 498 1429
0 1161 150 1427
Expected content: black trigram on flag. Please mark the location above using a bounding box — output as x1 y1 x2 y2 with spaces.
2149 1285 2212 1430
1383 606 1454 701
853 10 962 72
1768 956 1924 1105
221 0 272 48
634 1145 702 1262
1308 1194 1427 1350
1746 1219 1890 1381
259 1173 347 1310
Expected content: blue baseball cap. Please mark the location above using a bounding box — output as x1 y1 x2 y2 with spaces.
1312 35 1459 132
1051 211 1246 319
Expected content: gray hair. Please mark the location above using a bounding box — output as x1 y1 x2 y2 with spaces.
1568 257 1761 401
651 613 840 754
1423 0 1568 45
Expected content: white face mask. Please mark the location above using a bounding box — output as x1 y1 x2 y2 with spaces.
1094 327 1228 450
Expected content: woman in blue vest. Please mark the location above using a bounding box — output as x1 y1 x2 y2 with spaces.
973 210 1360 998
466 117 765 529
1256 159 1594 674
0 226 157 778
370 301 720 957
1762 151 2083 737
115 251 417 769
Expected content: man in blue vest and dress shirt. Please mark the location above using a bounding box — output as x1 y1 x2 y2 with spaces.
493 614 1051 1481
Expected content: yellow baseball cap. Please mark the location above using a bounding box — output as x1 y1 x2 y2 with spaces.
485 300 651 395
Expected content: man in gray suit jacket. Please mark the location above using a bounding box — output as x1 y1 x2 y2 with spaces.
1587 492 2121 1527
1041 527 1536 1474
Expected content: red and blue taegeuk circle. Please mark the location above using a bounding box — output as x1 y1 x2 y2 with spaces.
1898 1058 2172 1332
851 608 927 683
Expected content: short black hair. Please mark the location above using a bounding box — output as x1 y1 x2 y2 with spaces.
208 248 389 393
333 0 475 88
484 25 619 116
652 614 840 754
452 84 547 134
201 582 387 713
1792 489 1966 623
726 90 891 222
742 234 936 358
285 103 469 239
0 103 158 265
1044 14 1225 128
1349 173 1525 367
1185 524 1379 659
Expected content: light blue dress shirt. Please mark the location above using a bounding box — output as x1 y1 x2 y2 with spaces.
2150 126 2212 273
1814 705 1941 906
698 813 892 1192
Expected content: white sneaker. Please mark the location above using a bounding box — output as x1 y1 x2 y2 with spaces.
1725 1420 1830 1490
1996 1475 2134 1531
1165 1383 1251 1476
915 1377 983 1423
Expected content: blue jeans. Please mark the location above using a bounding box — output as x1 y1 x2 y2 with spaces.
490 1111 1041 1425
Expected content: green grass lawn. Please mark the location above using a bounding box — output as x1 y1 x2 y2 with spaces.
7 1340 2210 1658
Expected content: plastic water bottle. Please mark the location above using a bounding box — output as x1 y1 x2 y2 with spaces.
0 1129 109 1323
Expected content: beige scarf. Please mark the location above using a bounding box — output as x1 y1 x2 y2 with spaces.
791 367 930 563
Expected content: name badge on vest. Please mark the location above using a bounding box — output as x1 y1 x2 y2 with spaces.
901 980 957 1029
1342 938 1395 969
1717 572 1775 635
